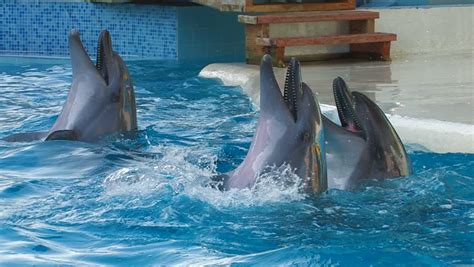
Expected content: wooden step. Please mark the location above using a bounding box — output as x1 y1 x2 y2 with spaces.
239 10 379 25
256 32 397 47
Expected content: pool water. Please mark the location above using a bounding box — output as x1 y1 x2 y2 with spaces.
0 58 472 265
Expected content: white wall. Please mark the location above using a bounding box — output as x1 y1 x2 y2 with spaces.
373 6 474 57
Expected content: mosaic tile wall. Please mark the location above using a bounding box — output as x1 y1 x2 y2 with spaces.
0 1 178 59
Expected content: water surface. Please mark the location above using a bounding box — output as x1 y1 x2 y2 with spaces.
0 58 472 265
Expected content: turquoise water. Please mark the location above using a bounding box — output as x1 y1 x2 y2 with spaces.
0 57 472 265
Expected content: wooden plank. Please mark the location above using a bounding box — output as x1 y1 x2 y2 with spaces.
274 47 285 67
256 33 397 47
245 24 270 64
238 11 379 25
191 0 244 11
244 0 356 13
349 19 375 34
239 15 258 25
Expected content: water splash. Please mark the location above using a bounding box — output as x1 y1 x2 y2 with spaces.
103 146 306 208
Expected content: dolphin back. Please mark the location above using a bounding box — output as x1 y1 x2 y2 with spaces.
2 132 49 142
352 92 411 179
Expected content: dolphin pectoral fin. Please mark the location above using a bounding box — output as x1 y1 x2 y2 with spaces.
45 130 78 141
352 92 411 178
2 131 49 142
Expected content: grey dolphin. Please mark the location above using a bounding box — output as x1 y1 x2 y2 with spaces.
46 29 137 141
3 29 137 142
324 77 411 190
214 55 327 193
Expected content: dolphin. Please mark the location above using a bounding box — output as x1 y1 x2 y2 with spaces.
2 29 137 142
324 77 411 190
213 55 327 193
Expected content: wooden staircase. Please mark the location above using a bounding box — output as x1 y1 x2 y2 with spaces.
239 10 397 66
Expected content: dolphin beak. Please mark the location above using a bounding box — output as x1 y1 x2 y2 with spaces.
68 29 95 77
96 30 114 85
259 55 293 122
333 77 363 134
283 57 303 122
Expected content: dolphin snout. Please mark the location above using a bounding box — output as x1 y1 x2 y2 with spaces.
262 54 273 64
98 29 111 40
69 29 80 38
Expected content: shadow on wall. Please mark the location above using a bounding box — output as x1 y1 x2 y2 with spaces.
177 6 245 63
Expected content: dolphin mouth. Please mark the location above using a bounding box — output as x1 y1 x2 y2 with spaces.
283 58 302 122
96 30 112 85
333 77 363 133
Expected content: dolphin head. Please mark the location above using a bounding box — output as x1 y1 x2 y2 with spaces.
46 29 137 141
96 30 138 132
223 55 326 192
281 57 327 193
352 91 411 178
326 77 411 189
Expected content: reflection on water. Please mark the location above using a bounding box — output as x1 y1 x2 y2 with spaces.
277 53 473 124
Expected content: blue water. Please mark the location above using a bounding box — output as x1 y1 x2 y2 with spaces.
0 57 472 265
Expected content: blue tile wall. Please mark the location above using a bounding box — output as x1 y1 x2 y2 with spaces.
0 1 177 59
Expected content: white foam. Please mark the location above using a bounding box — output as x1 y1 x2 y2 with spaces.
187 164 306 208
199 64 474 154
102 145 306 207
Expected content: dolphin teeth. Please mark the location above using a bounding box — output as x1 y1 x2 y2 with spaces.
333 78 363 131
95 37 109 85
284 63 291 104
96 37 106 73
96 38 102 71
284 59 298 121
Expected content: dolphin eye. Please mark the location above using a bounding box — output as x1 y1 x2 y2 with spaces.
111 92 120 103
302 132 311 142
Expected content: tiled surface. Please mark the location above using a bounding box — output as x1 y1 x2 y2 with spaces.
0 1 177 59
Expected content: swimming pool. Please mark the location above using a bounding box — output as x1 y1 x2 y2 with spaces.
0 57 472 265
